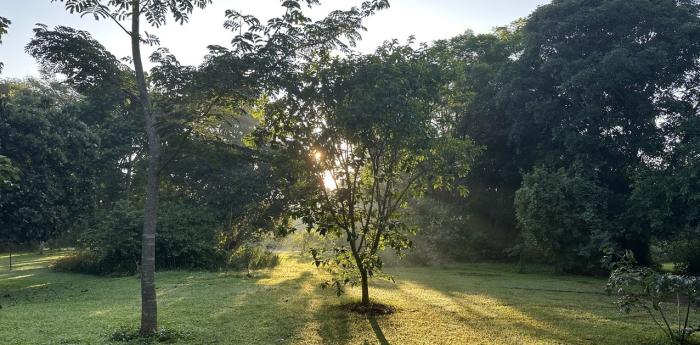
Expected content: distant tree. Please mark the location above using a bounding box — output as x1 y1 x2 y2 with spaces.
515 166 610 273
0 80 99 245
26 25 143 207
628 71 700 273
52 0 213 334
428 27 523 259
0 16 10 73
261 42 479 307
500 0 700 266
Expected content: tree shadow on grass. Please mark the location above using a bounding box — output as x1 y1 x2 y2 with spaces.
368 315 389 345
394 265 684 345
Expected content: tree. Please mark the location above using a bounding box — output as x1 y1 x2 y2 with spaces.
262 42 479 307
428 27 523 260
52 0 212 334
0 80 99 245
628 69 700 273
0 16 10 73
515 166 610 273
499 0 700 266
26 25 143 207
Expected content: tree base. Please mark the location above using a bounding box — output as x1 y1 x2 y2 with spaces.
341 302 395 315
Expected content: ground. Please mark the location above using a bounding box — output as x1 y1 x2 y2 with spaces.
0 251 697 345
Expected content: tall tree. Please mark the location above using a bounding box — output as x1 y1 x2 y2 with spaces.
500 0 700 266
428 27 523 259
52 0 212 334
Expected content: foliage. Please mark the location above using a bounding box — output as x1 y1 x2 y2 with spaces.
26 25 132 93
656 235 700 277
428 27 523 260
27 25 143 207
0 155 19 191
499 0 700 267
0 16 10 73
400 196 476 264
515 166 610 273
53 200 226 275
608 251 700 344
228 245 279 272
0 80 99 244
629 113 700 274
110 326 192 344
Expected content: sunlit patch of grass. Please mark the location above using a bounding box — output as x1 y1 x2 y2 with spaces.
0 251 697 344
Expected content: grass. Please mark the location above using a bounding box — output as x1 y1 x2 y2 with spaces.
0 251 697 345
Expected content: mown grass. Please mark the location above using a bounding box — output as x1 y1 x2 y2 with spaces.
0 250 697 344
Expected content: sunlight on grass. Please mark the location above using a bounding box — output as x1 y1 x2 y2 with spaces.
0 250 696 344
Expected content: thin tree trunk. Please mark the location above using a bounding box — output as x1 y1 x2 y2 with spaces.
360 268 370 306
8 249 11 271
131 1 160 335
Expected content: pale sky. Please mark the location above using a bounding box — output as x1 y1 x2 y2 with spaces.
0 0 549 78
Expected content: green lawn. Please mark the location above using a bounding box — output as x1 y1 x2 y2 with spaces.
0 251 696 345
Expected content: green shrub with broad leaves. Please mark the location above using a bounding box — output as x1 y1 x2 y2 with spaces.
607 251 700 344
53 200 227 275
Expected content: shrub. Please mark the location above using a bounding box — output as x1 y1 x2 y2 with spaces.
515 166 610 273
53 200 227 275
607 251 700 344
110 326 192 344
228 245 279 272
665 234 700 276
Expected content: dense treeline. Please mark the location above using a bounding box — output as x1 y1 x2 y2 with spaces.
415 0 700 274
0 0 699 332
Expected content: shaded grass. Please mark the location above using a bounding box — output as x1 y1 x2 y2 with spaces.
0 251 697 344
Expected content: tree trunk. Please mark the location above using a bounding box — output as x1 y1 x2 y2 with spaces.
131 1 160 335
360 268 370 306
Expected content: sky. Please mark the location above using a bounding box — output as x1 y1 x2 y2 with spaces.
0 0 549 79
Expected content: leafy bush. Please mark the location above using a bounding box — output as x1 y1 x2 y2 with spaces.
515 167 610 273
228 245 279 272
53 200 227 275
607 251 700 344
662 233 700 276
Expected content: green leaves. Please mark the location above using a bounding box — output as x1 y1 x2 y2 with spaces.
0 155 19 191
515 166 610 273
0 16 11 73
0 80 100 244
608 251 700 344
26 25 129 93
259 40 478 301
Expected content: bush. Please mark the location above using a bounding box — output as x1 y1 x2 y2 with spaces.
663 233 700 276
228 245 279 271
607 251 700 345
52 250 104 275
53 200 227 275
515 167 610 273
